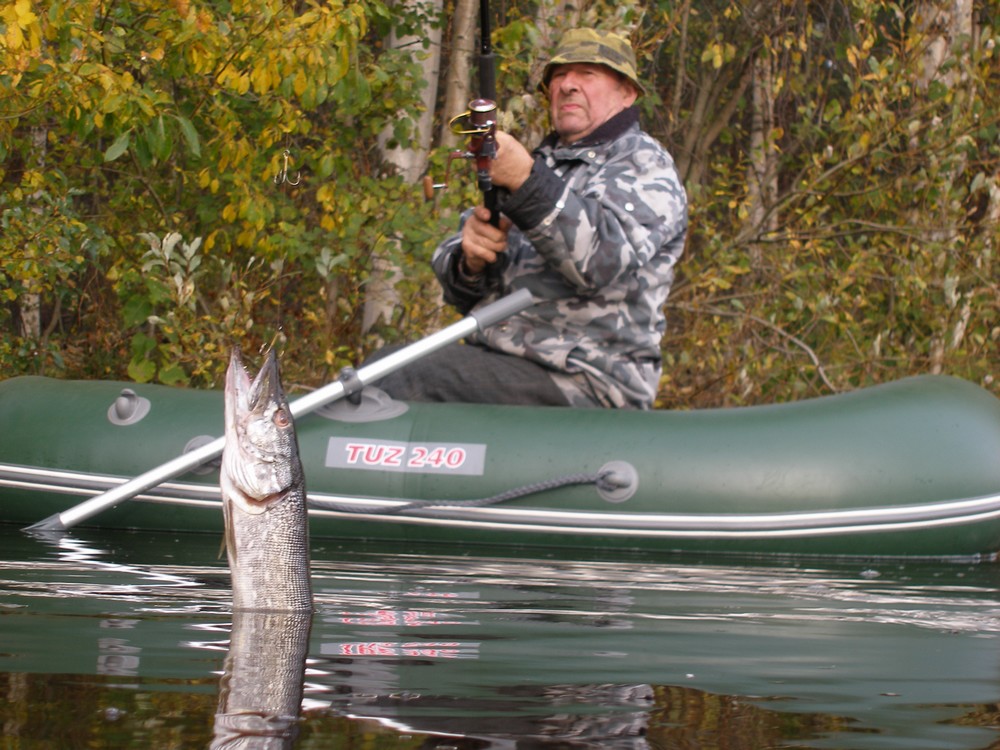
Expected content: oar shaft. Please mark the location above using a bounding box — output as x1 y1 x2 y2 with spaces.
40 436 226 531
288 299 510 417
26 289 534 533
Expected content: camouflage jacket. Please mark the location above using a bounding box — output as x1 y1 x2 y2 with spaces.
432 107 688 409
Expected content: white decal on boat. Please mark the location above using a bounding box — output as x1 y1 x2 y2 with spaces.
325 437 487 476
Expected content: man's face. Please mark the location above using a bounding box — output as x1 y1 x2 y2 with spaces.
548 63 639 144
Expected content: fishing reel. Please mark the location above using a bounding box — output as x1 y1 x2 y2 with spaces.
422 98 499 200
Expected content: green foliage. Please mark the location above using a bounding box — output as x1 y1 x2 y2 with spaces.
646 0 999 407
1 0 449 386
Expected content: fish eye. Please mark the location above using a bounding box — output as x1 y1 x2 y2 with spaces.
273 408 291 428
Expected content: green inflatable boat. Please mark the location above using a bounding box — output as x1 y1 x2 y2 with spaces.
2 373 1000 560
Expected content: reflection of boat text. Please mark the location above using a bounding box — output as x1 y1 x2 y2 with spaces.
96 619 141 676
321 641 480 659
96 638 140 675
327 608 468 627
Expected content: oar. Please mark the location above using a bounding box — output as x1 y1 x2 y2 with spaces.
25 288 535 533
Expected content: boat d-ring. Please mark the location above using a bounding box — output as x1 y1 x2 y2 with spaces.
182 435 222 475
596 460 639 503
107 389 151 426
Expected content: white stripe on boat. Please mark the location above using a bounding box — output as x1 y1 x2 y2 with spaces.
4 462 1000 539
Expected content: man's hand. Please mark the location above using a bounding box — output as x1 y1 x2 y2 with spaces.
460 205 512 275
459 131 532 275
491 131 533 191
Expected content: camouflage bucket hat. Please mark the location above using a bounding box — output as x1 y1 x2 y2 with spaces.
541 28 645 95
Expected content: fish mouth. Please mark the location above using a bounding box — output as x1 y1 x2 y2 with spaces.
226 347 282 417
223 347 291 516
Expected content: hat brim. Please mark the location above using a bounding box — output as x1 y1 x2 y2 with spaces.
540 60 645 96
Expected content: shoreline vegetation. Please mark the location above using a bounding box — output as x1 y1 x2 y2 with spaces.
2 1 997 409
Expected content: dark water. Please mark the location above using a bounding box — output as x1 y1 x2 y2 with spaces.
2 524 1000 749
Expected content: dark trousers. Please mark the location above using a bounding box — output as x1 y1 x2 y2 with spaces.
369 342 571 407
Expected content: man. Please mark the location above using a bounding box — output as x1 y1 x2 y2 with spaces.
377 28 688 409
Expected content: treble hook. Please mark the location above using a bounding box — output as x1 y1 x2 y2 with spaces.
274 149 301 187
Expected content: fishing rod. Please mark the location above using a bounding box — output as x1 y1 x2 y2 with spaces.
425 0 502 227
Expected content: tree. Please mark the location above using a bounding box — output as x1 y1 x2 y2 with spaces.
366 0 444 337
438 0 477 150
912 0 976 373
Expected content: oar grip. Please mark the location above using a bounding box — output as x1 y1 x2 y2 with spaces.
471 288 534 330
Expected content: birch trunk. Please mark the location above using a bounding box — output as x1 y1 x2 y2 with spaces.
18 126 48 342
746 49 778 270
439 0 476 150
365 0 444 336
914 0 974 373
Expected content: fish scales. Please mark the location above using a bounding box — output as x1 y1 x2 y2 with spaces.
224 495 312 611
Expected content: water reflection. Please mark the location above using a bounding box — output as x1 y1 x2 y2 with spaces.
1 528 1000 749
211 610 311 749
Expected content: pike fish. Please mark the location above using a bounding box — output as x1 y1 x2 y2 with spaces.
221 348 312 612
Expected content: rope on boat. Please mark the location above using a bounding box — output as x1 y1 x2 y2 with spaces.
307 469 624 516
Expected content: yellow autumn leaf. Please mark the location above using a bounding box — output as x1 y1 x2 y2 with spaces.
1 0 35 50
250 64 271 94
316 183 334 205
5 24 25 50
15 0 37 27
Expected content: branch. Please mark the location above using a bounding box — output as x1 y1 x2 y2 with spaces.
669 301 838 392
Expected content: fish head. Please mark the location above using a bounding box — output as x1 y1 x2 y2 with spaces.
222 348 302 516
